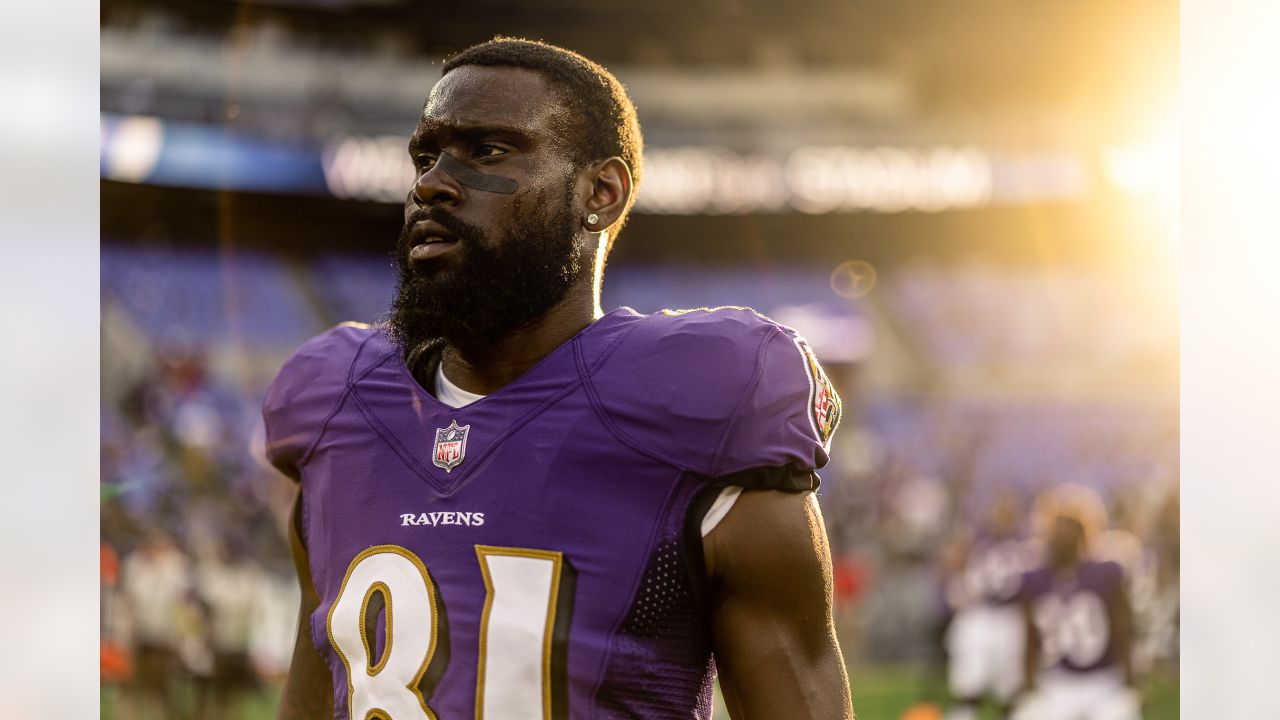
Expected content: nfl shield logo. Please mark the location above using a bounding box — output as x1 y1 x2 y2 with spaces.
433 420 470 473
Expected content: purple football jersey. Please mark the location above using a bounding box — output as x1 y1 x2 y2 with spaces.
961 537 1035 607
1020 560 1125 674
262 307 839 720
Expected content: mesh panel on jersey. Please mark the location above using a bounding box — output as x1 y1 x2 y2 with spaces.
593 467 815 718
620 540 689 637
594 477 716 720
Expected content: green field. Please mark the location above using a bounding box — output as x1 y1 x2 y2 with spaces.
811 666 1178 720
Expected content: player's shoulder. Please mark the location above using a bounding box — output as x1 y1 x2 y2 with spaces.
299 320 396 377
585 307 839 476
269 320 392 406
614 305 787 355
284 321 385 371
588 305 796 404
262 322 389 475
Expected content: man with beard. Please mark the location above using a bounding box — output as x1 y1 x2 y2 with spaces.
264 38 853 720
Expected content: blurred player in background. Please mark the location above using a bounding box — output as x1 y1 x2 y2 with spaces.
192 541 265 719
264 38 853 719
1090 493 1160 681
119 528 195 720
943 490 1036 720
1012 484 1139 720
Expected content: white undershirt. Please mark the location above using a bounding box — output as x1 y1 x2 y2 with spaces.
433 364 741 537
434 363 487 408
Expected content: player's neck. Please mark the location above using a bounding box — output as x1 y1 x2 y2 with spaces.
440 280 600 395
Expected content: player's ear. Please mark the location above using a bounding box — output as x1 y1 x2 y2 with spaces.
581 157 632 231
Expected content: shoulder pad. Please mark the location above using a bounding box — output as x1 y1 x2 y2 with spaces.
261 322 384 478
587 307 840 476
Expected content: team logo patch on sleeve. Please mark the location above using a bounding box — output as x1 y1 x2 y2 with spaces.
795 338 841 446
433 420 470 472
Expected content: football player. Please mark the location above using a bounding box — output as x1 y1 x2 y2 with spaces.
1011 485 1139 720
943 491 1036 720
264 38 854 719
1090 493 1162 680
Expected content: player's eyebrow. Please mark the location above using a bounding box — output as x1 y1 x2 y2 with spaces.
408 120 534 155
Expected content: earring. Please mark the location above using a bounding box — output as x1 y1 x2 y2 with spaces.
586 213 599 226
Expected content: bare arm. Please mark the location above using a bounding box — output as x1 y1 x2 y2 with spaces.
703 489 854 720
277 490 334 720
1021 599 1040 692
1108 576 1136 686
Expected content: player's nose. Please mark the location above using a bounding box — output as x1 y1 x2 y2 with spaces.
411 161 461 207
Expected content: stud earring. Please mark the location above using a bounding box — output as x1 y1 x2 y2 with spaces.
586 213 599 226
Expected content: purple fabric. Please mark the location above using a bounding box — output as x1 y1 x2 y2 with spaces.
1020 560 1125 674
262 307 836 719
963 537 1035 607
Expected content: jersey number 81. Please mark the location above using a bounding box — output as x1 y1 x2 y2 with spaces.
327 544 573 720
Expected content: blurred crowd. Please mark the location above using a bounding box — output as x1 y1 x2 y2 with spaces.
101 346 299 719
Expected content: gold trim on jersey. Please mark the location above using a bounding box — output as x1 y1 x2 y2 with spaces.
327 544 439 720
360 581 393 675
473 545 564 720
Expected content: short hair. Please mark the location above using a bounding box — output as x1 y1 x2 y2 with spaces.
442 37 643 248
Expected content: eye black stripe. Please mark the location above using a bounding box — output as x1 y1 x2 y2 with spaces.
435 151 518 194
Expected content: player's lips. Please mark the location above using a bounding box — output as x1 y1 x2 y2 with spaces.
408 220 460 262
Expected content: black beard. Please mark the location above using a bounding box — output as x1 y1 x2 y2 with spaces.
387 183 584 361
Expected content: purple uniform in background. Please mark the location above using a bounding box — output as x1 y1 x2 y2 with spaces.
1020 560 1125 674
944 535 1035 703
262 307 840 720
961 537 1035 607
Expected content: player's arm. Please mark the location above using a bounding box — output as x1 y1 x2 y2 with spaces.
277 490 334 720
1108 572 1136 686
1020 597 1041 691
704 488 854 720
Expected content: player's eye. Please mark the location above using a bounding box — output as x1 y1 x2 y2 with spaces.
475 143 508 160
414 154 439 172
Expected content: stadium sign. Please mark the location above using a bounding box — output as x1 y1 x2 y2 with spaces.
101 114 1088 213
321 135 996 213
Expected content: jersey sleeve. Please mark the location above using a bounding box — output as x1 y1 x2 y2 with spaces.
261 323 370 479
586 308 841 480
1094 560 1127 599
714 326 841 475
